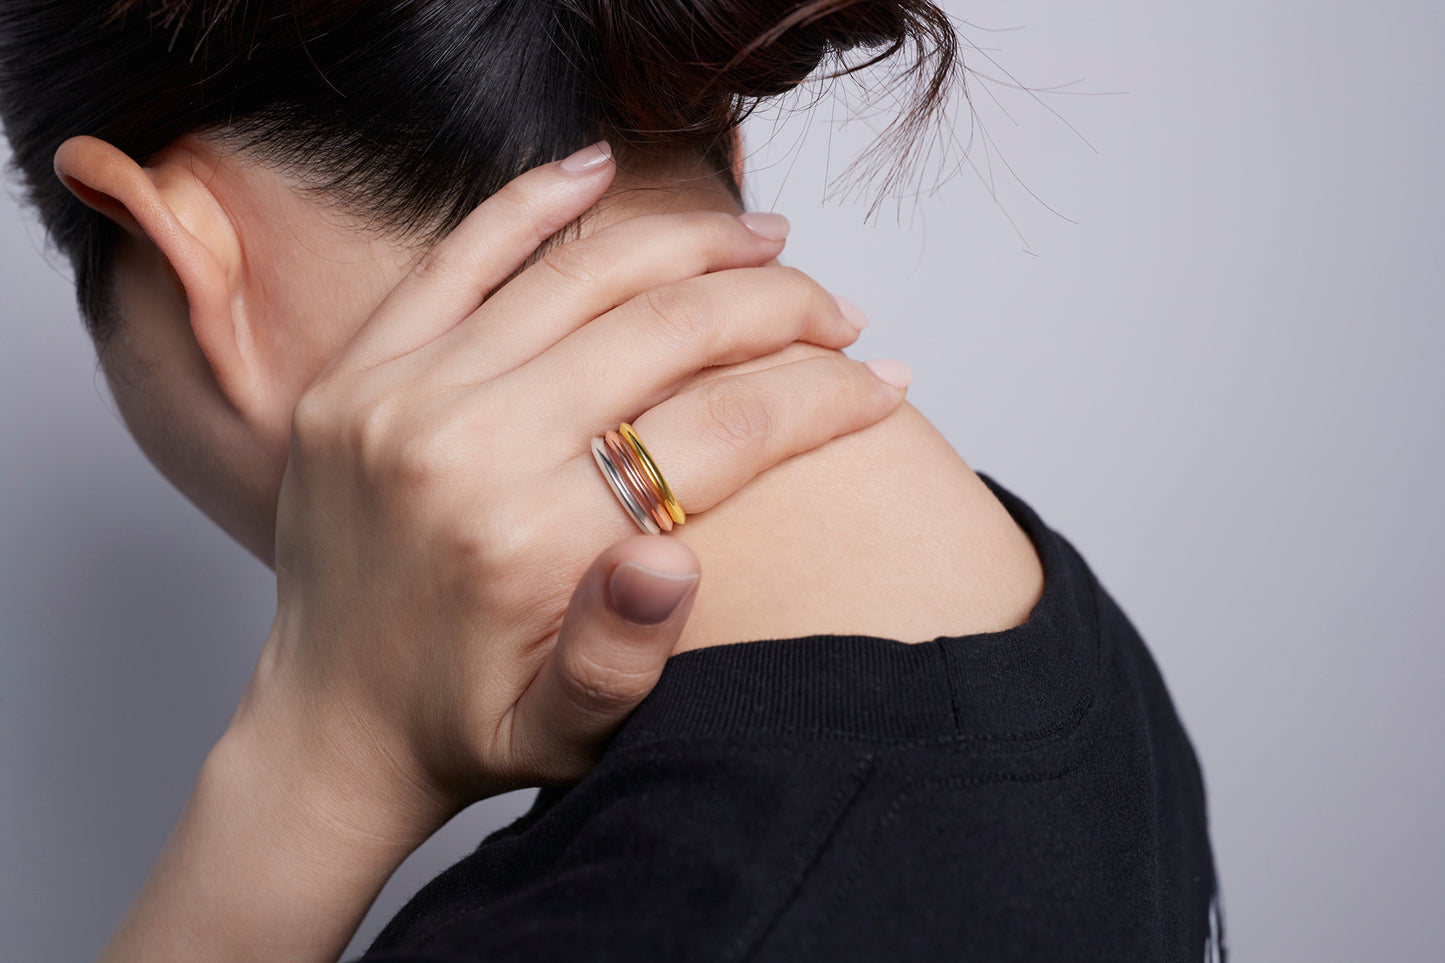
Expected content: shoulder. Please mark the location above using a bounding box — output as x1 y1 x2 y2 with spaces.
674 390 1045 652
364 738 876 961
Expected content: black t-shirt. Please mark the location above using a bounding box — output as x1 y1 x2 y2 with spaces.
361 478 1222 962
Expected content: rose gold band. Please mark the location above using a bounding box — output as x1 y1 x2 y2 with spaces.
605 429 673 532
591 422 686 535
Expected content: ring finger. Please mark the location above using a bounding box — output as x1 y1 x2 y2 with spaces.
572 352 911 531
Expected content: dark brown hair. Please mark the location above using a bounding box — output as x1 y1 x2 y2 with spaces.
0 0 959 346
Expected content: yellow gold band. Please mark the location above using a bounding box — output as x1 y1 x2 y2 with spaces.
619 423 685 526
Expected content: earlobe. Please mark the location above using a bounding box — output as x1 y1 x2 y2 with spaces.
53 135 260 416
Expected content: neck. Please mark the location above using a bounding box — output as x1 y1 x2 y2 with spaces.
670 391 1043 652
582 170 1044 650
226 156 1043 649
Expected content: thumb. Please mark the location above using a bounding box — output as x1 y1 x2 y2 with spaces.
511 534 700 781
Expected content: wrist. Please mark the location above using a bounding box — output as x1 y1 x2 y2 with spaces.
224 631 458 854
101 677 453 963
208 718 448 863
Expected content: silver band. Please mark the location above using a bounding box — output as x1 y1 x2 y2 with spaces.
591 436 662 535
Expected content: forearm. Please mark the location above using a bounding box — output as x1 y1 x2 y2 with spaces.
102 682 450 963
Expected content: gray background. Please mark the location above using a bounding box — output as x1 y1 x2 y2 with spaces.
3 0 1441 959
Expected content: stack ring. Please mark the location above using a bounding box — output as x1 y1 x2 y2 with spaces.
591 422 686 535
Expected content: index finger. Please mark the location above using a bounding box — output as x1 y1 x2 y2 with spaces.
336 141 617 372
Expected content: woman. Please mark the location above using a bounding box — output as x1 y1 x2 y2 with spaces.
0 0 1220 960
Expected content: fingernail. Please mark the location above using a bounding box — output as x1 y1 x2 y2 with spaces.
833 294 868 331
864 358 913 388
609 562 700 625
560 140 614 175
738 212 791 241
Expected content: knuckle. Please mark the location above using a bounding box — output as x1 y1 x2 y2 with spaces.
391 427 451 490
632 209 718 242
646 209 728 247
685 211 749 265
473 502 534 574
812 356 895 427
344 397 393 458
773 263 812 289
438 506 532 599
679 209 732 246
390 411 484 496
289 384 337 449
823 352 873 388
442 522 499 587
540 240 608 286
703 377 773 451
489 178 531 218
494 180 553 234
832 357 882 407
774 265 830 319
642 283 712 348
410 245 458 284
560 648 654 715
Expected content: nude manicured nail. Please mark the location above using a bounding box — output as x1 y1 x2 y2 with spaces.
738 212 791 241
609 562 700 625
560 140 613 174
833 294 869 331
864 358 913 388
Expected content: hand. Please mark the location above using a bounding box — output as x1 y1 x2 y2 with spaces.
102 143 910 963
242 142 909 829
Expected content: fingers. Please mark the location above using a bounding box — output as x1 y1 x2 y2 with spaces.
521 266 869 428
628 352 911 515
560 349 910 538
419 210 792 383
334 142 618 372
510 535 700 781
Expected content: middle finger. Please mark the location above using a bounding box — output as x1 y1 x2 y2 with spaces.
416 211 792 385
514 265 867 431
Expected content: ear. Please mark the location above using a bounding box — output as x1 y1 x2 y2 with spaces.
53 135 262 418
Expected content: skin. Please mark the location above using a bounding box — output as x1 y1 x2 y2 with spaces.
68 134 1042 648
52 133 1043 961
